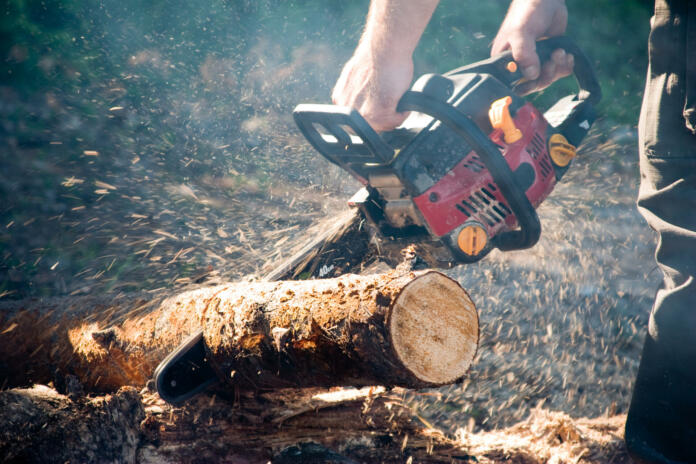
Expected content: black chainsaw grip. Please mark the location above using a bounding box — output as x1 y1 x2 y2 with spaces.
397 91 541 252
533 36 601 105
448 36 601 106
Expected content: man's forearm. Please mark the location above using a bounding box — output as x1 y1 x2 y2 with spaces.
359 0 440 60
333 0 571 132
331 0 440 131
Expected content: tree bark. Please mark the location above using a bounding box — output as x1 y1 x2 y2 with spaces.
0 385 144 463
0 270 478 394
0 383 475 464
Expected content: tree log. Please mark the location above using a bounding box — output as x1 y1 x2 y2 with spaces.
0 270 478 394
0 385 144 463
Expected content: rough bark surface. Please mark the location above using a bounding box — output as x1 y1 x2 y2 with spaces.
0 384 470 464
0 270 478 393
204 270 478 390
0 288 214 392
0 385 144 463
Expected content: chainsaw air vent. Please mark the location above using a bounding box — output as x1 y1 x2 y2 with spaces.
530 133 545 154
528 133 553 179
455 187 512 226
481 186 496 200
463 154 485 173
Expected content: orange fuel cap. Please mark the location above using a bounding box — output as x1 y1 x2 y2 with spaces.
489 96 522 144
548 133 577 167
457 223 488 257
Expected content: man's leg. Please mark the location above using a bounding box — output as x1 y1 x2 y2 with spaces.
625 1 696 462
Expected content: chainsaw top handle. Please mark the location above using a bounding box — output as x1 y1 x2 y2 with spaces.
446 36 601 105
292 105 395 183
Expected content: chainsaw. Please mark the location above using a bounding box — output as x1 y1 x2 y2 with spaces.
292 36 601 269
153 36 600 404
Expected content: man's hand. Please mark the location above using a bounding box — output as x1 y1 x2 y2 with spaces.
332 45 414 133
332 0 440 132
492 0 574 94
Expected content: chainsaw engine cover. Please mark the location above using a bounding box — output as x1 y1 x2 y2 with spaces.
393 73 560 262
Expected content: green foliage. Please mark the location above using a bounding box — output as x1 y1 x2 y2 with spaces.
1 0 651 122
0 0 84 89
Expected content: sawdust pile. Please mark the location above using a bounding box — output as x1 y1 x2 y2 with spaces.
458 409 630 463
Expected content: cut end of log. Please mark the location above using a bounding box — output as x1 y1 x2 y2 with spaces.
388 272 478 385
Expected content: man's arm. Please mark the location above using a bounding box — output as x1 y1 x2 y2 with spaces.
333 0 574 132
331 0 440 132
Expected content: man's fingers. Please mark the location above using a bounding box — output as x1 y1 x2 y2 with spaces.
509 31 541 80
539 49 573 87
359 103 408 132
536 58 558 90
515 49 574 95
555 51 574 78
536 48 568 88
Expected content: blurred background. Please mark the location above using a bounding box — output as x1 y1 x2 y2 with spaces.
0 0 651 299
1 0 657 434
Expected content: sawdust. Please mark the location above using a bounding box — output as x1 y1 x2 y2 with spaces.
1 38 649 459
2 112 648 459
457 408 630 463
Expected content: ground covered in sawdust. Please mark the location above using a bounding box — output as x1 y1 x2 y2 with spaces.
1 100 650 461
457 408 631 463
1 2 654 460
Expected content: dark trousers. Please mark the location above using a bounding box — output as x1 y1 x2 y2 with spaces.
625 0 696 462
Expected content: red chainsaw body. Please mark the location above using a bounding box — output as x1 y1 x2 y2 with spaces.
413 103 556 238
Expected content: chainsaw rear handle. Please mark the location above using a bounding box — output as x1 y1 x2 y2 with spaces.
397 91 541 252
447 35 601 106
